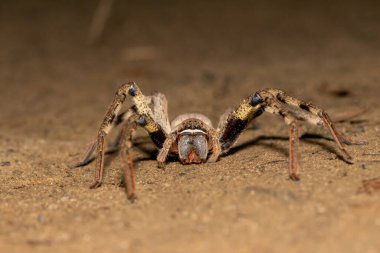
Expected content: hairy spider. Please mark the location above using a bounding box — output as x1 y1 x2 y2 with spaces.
72 82 365 200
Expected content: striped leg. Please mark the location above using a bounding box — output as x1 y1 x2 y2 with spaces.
289 122 300 180
259 95 303 179
72 82 168 190
70 109 135 168
217 92 303 179
260 88 361 163
110 92 172 153
218 94 264 151
89 83 139 189
119 115 139 200
218 88 365 180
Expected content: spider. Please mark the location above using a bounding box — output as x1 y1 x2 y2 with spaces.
72 81 365 200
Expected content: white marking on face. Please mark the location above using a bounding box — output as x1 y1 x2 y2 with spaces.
179 129 207 135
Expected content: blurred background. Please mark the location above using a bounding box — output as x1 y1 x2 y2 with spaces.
1 0 379 139
1 1 379 253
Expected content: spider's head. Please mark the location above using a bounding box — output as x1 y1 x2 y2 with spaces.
177 129 209 164
171 114 212 164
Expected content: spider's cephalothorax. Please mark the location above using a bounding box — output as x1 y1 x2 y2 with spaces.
72 82 366 200
171 114 213 164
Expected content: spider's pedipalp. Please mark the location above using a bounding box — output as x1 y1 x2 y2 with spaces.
207 128 222 162
157 134 175 168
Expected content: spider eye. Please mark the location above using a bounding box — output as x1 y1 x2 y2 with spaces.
250 94 262 106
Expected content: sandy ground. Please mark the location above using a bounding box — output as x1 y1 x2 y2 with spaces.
1 1 380 252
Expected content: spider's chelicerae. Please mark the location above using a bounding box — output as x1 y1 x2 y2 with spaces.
73 82 365 200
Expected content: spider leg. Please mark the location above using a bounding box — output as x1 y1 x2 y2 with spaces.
72 82 168 191
218 88 365 180
119 114 139 200
70 109 135 168
289 122 300 180
110 92 172 151
320 112 353 163
107 109 139 150
93 93 173 166
70 140 97 168
333 127 368 145
218 94 264 151
150 92 171 134
157 134 175 168
89 83 138 189
217 107 234 132
257 95 303 179
264 88 360 163
206 127 222 163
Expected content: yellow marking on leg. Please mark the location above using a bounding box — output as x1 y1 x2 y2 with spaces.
132 93 160 133
235 101 261 121
133 94 152 115
144 121 160 133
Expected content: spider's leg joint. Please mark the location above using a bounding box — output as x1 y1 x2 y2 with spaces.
299 102 312 112
127 82 138 96
249 93 263 107
137 116 147 126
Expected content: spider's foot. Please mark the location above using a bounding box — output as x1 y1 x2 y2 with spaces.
343 138 369 146
67 162 78 169
340 150 354 164
289 173 300 181
157 161 166 169
338 132 369 146
127 193 138 203
89 181 102 189
342 156 354 164
207 156 218 163
68 160 91 169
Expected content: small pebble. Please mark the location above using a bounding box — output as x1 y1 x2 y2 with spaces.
1 161 11 166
